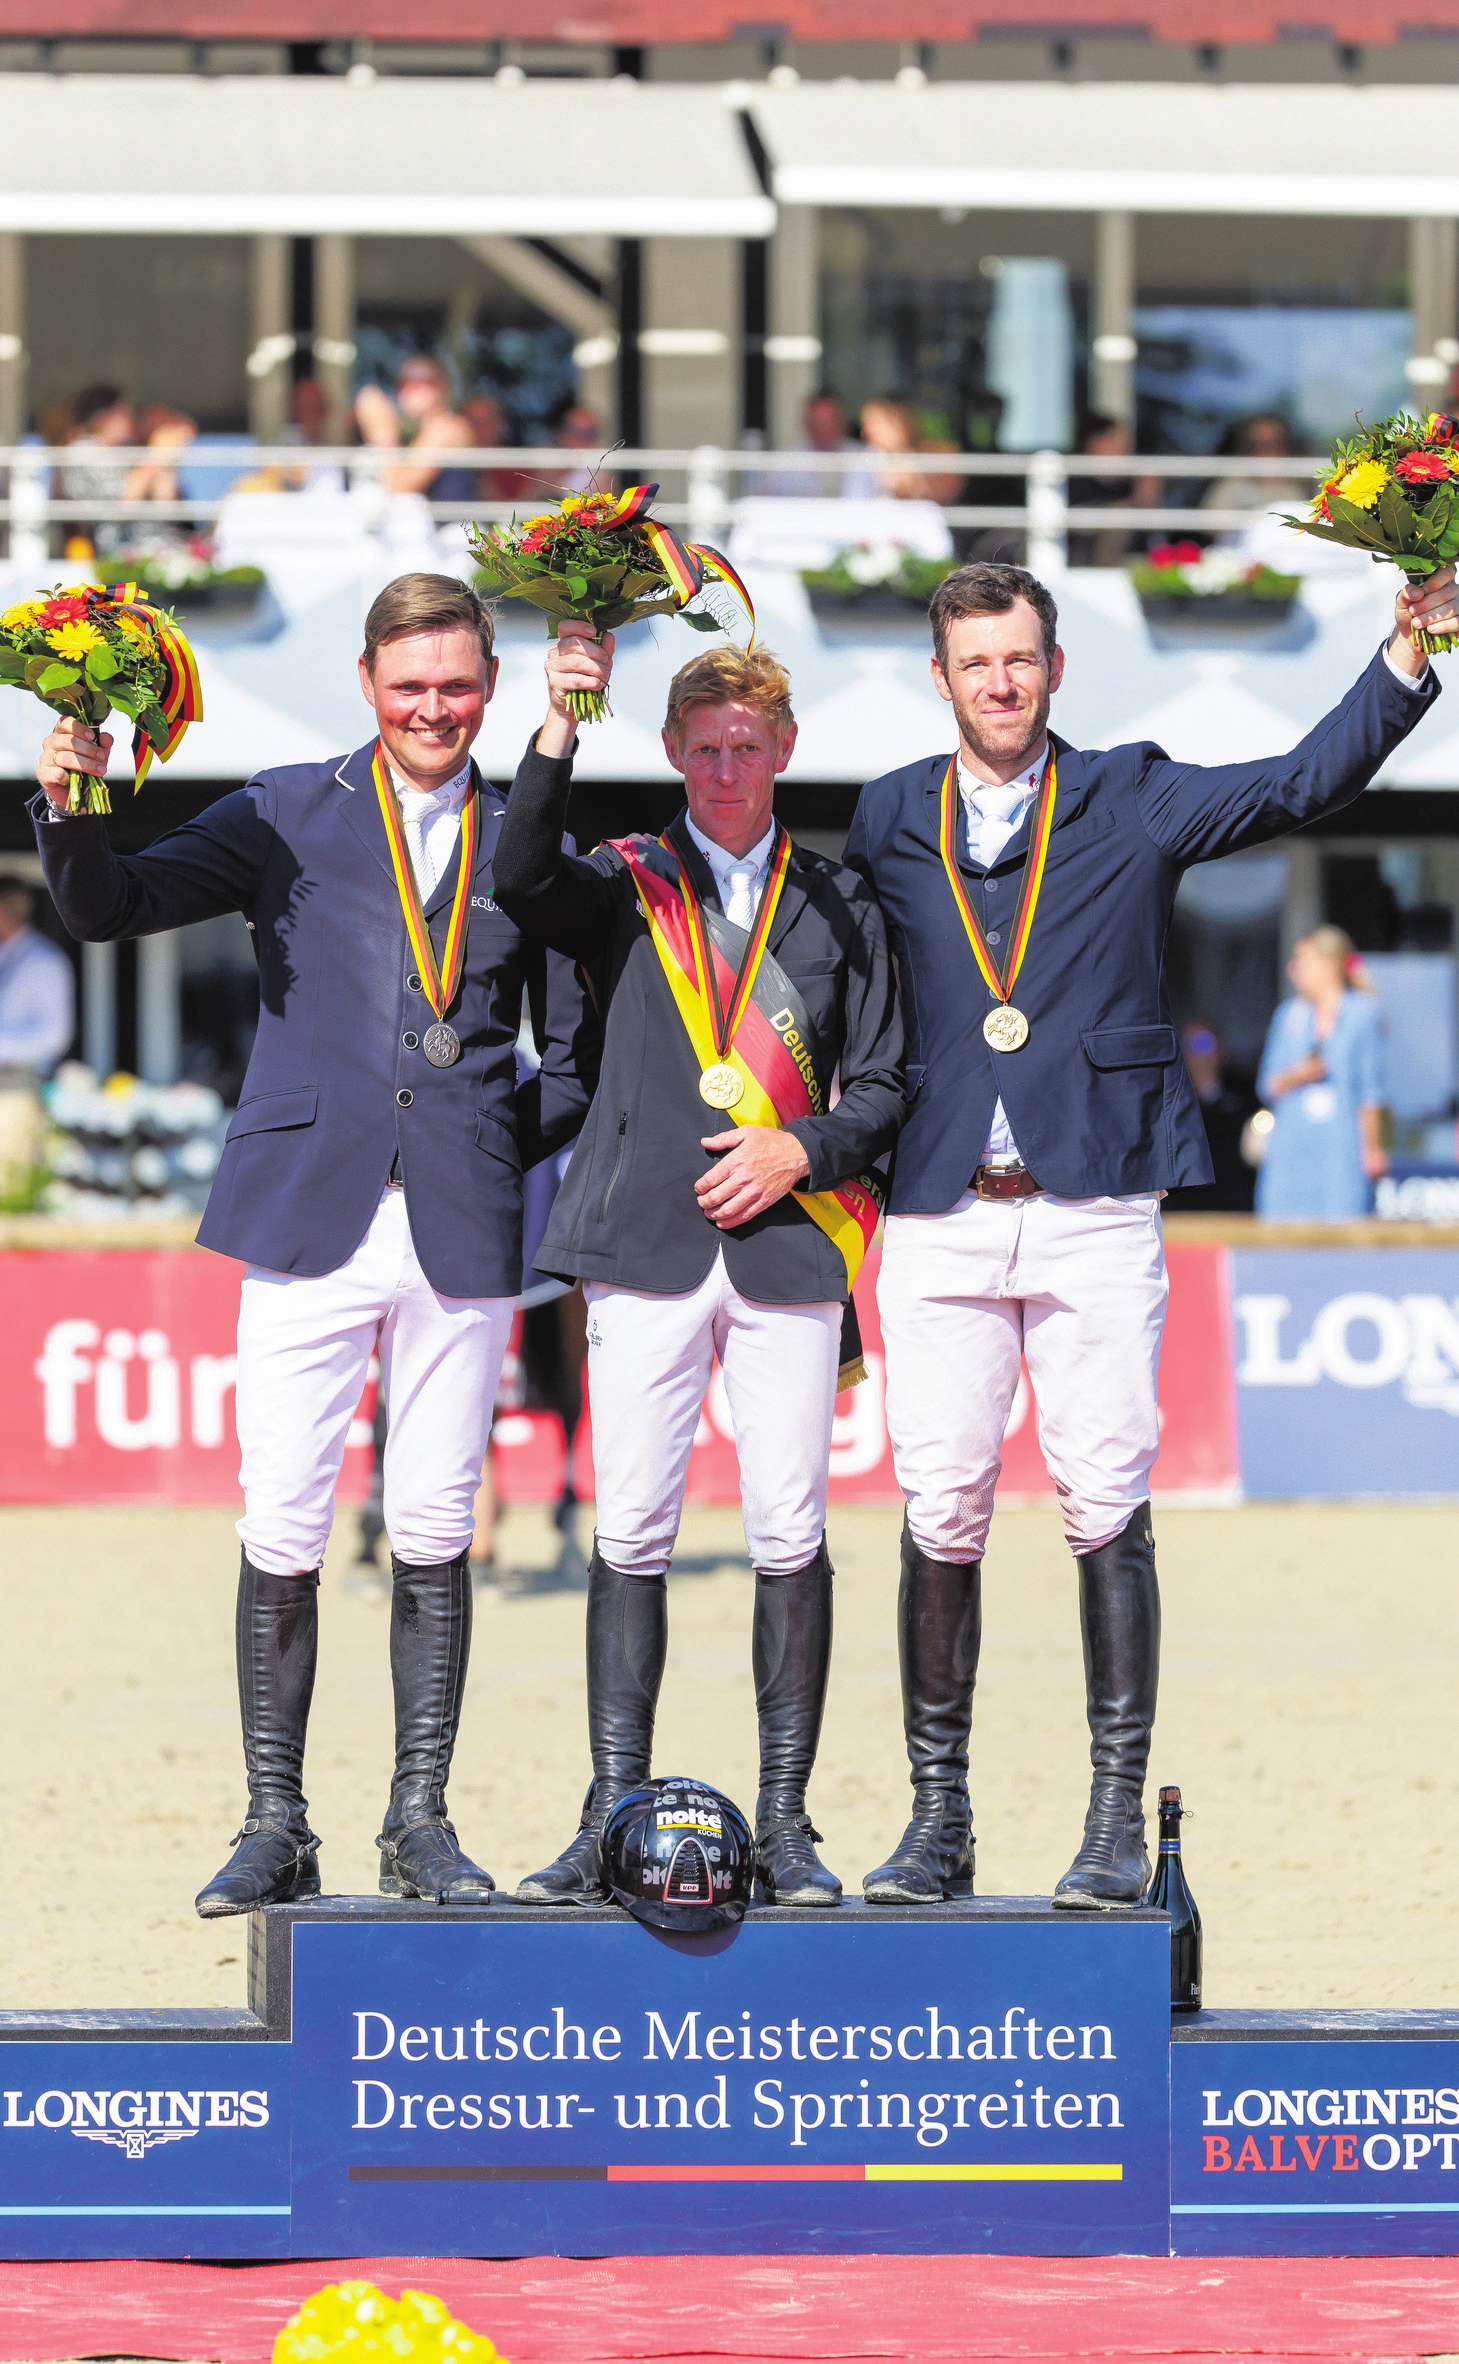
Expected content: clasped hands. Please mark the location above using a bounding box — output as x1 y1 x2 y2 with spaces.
696 1123 810 1229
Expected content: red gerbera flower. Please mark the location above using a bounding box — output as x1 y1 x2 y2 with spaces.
1396 449 1453 485
37 593 90 628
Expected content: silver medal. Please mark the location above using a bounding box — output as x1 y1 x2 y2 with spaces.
422 1022 462 1068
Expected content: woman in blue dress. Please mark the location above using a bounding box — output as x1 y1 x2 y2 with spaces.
1255 926 1389 1219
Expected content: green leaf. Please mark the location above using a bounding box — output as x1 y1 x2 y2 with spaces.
1326 495 1389 549
105 685 142 720
564 574 589 603
84 645 119 686
679 608 722 635
35 661 82 693
0 649 26 683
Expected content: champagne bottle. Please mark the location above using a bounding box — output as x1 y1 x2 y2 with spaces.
1146 1784 1202 2013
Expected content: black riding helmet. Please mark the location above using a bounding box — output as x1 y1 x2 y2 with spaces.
601 1775 754 1932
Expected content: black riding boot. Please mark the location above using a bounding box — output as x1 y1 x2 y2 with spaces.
195 1553 321 1919
517 1544 667 1904
1053 1501 1160 1910
377 1551 494 1905
864 1519 980 1904
754 1538 841 1906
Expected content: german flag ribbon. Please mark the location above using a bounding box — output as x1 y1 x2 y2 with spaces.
938 750 1057 1007
80 581 203 789
371 741 478 1025
609 824 884 1345
602 485 757 647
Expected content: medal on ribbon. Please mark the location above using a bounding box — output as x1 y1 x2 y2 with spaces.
938 752 1057 1051
372 742 478 1067
676 832 794 1109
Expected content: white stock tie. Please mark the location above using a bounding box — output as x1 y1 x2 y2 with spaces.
969 783 1031 870
396 787 452 899
725 864 758 930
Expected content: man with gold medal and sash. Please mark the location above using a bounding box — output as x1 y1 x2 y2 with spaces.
845 557 1451 1912
33 574 597 1916
493 630 905 1908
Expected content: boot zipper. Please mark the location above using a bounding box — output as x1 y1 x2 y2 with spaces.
598 1110 628 1222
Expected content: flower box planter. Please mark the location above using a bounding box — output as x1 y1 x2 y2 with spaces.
1138 592 1298 632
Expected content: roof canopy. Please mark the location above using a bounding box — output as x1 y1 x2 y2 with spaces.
0 74 775 236
749 81 1459 218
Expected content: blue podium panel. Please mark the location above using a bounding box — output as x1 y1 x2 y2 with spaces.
0 2042 291 2259
1173 2039 1459 2256
290 1910 1170 2257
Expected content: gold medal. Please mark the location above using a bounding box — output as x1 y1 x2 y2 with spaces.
983 1005 1030 1053
699 1062 745 1110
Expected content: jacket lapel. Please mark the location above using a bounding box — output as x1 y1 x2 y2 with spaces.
334 739 396 883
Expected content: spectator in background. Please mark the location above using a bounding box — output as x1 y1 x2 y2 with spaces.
755 390 874 498
461 390 531 506
1163 1020 1258 1212
57 384 139 554
124 404 198 513
1255 925 1389 1220
0 876 75 1199
548 405 605 496
1067 412 1162 567
1202 412 1311 522
860 396 962 504
355 355 476 501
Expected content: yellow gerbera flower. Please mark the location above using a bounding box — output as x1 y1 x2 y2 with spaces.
1335 459 1389 510
1 596 45 629
47 619 104 659
113 612 154 646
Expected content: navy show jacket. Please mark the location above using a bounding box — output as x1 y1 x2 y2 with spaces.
843 644 1439 1211
33 740 599 1298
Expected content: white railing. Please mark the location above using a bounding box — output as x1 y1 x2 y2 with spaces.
0 444 1325 572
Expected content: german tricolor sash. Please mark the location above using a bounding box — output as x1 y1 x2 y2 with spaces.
605 481 757 647
81 581 203 788
938 750 1057 1008
610 821 883 1387
371 742 478 1026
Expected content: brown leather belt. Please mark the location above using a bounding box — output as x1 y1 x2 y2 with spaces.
972 1163 1042 1202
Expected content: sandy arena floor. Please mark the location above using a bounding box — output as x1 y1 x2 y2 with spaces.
0 1498 1453 2014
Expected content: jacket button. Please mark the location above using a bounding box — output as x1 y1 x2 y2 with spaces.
402 1032 419 1049
396 1088 413 1108
986 929 1002 945
407 972 422 991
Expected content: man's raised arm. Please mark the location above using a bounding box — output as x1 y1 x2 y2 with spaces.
34 716 275 939
492 625 622 962
1134 562 1455 867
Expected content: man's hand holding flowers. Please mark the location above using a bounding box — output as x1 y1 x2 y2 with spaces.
537 622 616 761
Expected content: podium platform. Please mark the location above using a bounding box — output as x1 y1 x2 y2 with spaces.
3 1897 1458 2261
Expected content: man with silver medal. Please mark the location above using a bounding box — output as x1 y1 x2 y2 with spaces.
492 629 905 1909
845 556 1454 1912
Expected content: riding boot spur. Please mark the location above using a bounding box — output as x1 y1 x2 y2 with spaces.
753 1537 841 1906
195 1551 321 1919
517 1543 667 1904
864 1518 980 1904
377 1549 494 1904
1053 1501 1160 1910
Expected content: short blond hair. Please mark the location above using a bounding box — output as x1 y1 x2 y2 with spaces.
363 573 495 674
664 645 793 751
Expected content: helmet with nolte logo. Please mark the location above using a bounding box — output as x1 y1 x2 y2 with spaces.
601 1775 753 1933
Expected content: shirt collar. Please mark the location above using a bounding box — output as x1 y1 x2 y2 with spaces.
684 815 777 885
388 756 472 809
957 743 1049 810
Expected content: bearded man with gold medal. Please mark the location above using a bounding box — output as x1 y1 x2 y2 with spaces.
846 557 1454 1911
493 630 905 1908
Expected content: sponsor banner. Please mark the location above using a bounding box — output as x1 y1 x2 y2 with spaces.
0 1240 1236 1508
1171 2043 1459 2256
289 1915 1171 2257
1232 1248 1459 1498
0 2042 291 2259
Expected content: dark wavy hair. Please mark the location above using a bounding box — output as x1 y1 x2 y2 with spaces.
927 562 1059 672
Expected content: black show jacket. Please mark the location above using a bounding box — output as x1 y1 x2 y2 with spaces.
493 741 906 1305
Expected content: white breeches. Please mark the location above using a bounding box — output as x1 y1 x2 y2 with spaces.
584 1249 843 1578
877 1189 1169 1563
235 1189 514 1576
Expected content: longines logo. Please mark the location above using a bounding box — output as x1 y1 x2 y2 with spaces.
3 2086 270 2163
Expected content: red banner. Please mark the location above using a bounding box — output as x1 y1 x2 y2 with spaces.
0 1243 1238 1508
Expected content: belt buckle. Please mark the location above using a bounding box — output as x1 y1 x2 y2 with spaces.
975 1163 1028 1202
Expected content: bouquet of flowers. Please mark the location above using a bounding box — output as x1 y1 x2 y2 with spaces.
1285 411 1459 654
468 481 754 721
0 579 203 813
274 2279 504 2364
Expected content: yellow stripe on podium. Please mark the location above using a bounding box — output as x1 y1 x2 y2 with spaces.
863 2163 1123 2183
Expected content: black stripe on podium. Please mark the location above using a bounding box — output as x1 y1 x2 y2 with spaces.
349 2165 607 2182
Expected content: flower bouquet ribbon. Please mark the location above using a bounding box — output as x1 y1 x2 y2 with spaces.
1285 411 1459 655
468 482 755 720
0 579 203 813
